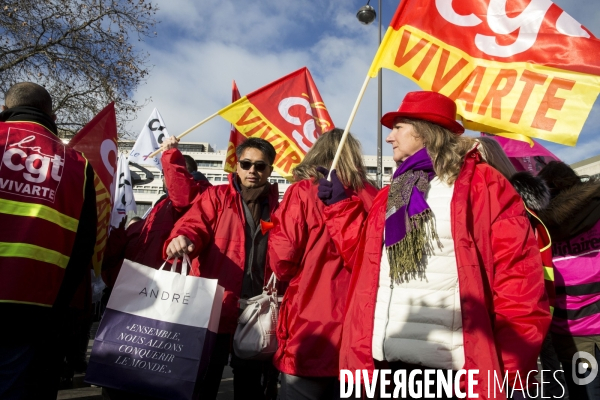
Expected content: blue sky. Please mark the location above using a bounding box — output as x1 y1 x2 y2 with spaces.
130 0 600 164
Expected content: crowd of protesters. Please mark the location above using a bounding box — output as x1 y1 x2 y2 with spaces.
1 82 598 400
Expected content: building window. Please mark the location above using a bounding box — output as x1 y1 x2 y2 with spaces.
206 174 227 183
132 202 152 218
179 144 206 152
119 142 134 151
133 188 158 194
366 167 378 174
197 160 222 168
384 167 393 174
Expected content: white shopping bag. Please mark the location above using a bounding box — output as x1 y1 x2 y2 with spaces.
86 256 223 400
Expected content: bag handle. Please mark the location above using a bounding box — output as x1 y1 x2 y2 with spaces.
264 272 277 293
159 258 178 272
158 254 191 276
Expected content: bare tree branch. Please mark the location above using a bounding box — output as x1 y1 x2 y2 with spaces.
0 0 158 138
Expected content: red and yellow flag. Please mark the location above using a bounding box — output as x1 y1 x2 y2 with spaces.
369 0 600 146
224 80 244 173
68 103 118 274
219 67 334 179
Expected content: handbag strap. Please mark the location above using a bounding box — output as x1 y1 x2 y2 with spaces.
265 272 277 292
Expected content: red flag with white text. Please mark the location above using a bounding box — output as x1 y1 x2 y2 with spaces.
68 103 118 274
219 67 334 179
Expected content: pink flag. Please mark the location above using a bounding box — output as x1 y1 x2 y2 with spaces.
481 133 560 175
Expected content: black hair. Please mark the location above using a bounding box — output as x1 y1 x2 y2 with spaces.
4 82 53 116
235 137 276 165
182 155 197 172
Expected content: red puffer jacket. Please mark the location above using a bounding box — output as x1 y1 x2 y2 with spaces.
132 148 211 269
269 179 378 377
163 174 279 334
324 151 550 400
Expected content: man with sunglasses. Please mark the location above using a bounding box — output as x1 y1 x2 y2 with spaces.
164 137 279 400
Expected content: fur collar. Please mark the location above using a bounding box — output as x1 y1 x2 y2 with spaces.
538 180 600 227
537 179 600 241
509 172 550 212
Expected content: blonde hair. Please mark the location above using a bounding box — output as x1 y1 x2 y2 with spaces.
476 137 517 179
400 118 476 185
293 128 370 190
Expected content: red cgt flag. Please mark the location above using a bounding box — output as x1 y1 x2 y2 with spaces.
68 103 118 274
68 103 119 194
369 0 600 146
219 67 334 179
224 81 245 173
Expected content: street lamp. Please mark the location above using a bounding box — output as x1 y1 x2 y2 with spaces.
357 0 383 188
356 2 376 25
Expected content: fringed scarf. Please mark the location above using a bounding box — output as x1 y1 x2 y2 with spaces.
239 179 272 227
385 147 438 283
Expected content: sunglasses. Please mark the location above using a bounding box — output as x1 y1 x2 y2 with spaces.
238 160 270 172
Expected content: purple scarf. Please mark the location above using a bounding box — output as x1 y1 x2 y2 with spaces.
385 147 437 283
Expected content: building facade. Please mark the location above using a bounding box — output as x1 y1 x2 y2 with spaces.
571 154 600 180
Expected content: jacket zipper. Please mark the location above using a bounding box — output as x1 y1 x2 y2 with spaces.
381 261 394 361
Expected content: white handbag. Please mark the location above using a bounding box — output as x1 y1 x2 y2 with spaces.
233 273 280 360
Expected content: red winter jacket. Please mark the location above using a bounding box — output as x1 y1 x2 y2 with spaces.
269 179 378 377
132 148 211 269
324 151 550 399
101 149 210 283
164 174 279 334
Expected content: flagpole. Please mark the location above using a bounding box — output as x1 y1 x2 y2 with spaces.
147 111 220 158
329 74 371 177
376 0 383 188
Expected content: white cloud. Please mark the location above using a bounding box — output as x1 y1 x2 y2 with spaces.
128 0 600 163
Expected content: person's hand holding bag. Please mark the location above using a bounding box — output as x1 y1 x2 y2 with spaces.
165 235 195 259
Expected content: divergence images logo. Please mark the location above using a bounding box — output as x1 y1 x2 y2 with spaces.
572 351 598 385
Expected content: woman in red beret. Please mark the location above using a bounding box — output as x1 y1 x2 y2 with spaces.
319 91 551 400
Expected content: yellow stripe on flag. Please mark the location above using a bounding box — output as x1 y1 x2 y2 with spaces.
0 198 79 232
219 97 305 179
369 25 600 146
91 174 112 275
0 242 70 269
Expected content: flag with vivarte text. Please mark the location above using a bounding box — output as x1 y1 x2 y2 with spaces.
369 0 600 146
219 67 334 179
